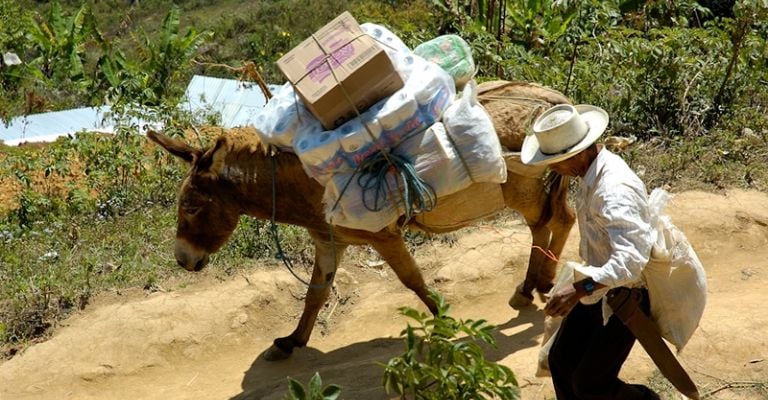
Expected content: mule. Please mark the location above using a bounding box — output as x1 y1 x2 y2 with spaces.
147 80 575 360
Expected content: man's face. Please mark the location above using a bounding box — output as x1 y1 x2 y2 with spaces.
548 153 585 177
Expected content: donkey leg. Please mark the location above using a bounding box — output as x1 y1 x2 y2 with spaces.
264 239 347 361
536 191 575 294
518 214 573 305
501 175 550 308
370 233 438 314
509 223 551 308
511 174 575 306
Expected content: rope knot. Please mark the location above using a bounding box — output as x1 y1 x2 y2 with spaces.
355 150 437 221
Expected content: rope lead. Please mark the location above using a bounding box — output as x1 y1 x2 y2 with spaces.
356 150 437 221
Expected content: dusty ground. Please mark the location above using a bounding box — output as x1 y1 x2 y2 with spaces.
1 190 767 399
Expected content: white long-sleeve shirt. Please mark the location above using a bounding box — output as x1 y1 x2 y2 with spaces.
572 148 653 315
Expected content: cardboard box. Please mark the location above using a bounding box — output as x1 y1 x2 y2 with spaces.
277 11 404 130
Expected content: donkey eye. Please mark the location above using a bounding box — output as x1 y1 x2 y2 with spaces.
184 206 202 216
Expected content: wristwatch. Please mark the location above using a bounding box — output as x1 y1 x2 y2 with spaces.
581 279 595 295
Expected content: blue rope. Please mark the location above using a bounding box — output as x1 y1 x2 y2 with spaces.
356 150 437 221
270 156 334 290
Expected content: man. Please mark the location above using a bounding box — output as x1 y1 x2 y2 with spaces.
521 104 659 399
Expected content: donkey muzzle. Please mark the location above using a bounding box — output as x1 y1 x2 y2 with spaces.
175 239 209 272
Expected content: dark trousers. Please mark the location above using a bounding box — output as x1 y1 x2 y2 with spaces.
548 289 655 399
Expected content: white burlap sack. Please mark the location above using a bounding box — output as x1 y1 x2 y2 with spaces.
536 261 578 377
644 188 707 352
441 80 507 186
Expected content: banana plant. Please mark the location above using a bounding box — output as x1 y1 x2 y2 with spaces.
132 7 212 105
25 2 103 82
505 0 578 49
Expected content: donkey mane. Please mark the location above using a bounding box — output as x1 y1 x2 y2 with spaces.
217 128 272 156
203 128 284 185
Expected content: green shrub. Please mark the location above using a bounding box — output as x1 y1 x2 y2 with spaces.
382 292 520 400
283 372 341 400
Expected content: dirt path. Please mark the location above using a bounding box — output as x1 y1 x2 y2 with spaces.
1 190 767 399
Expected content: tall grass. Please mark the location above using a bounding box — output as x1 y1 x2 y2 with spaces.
0 130 313 354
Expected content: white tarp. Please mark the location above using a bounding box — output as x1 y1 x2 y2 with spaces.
1 75 272 146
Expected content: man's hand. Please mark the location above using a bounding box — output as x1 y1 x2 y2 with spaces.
544 283 584 317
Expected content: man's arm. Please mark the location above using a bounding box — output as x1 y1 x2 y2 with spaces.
544 278 606 317
573 195 653 288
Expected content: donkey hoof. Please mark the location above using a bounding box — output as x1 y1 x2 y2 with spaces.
263 345 292 361
508 292 534 308
508 288 534 309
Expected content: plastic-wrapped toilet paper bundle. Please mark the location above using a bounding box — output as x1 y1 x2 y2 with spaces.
406 57 455 125
361 23 417 83
414 34 476 90
292 126 346 179
377 91 418 131
441 80 507 185
361 23 410 54
338 116 386 169
377 54 455 148
253 82 320 150
388 52 419 84
374 90 427 147
338 118 381 152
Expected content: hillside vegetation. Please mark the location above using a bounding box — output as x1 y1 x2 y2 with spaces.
1 0 767 358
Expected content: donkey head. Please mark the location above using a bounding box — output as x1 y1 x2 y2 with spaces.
147 130 243 271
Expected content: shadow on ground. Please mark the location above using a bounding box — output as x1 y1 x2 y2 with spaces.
230 307 544 400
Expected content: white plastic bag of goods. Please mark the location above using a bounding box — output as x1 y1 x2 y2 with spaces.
441 80 507 185
394 122 472 198
322 168 402 232
252 82 321 150
326 122 461 232
643 188 707 353
536 261 578 378
414 34 475 90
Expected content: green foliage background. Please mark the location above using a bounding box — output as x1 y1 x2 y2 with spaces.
0 0 767 370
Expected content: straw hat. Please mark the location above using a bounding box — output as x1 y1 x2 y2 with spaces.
521 104 609 166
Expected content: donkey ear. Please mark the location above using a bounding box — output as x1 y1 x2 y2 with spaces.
195 136 227 175
146 130 202 164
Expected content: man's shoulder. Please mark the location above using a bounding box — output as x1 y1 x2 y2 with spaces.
600 151 640 179
596 151 647 195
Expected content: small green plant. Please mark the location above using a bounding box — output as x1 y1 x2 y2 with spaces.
382 291 520 400
283 372 341 400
